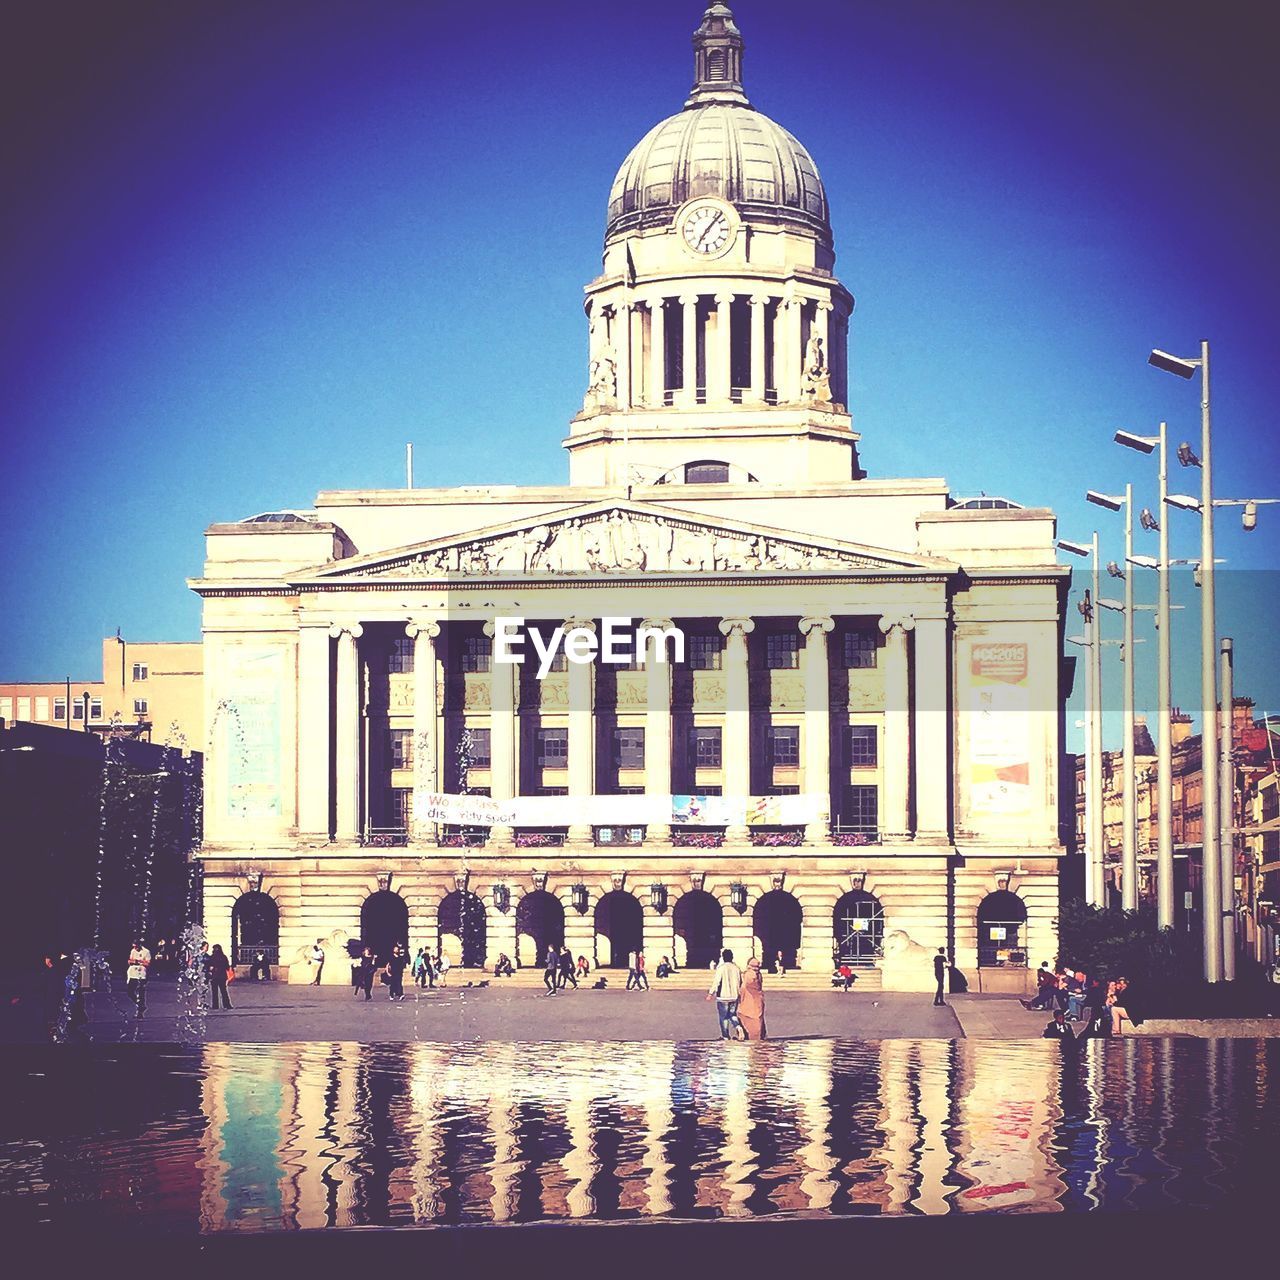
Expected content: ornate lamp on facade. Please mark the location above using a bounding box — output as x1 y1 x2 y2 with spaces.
493 883 510 913
571 883 589 913
730 882 748 913
650 883 668 914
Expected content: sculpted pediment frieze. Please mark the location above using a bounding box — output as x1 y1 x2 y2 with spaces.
306 501 951 581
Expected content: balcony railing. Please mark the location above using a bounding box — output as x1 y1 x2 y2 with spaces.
361 826 409 848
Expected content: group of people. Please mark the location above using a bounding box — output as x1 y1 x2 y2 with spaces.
1023 962 1136 1038
344 943 452 1001
706 949 767 1039
542 945 585 993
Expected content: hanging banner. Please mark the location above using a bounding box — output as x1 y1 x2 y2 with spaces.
416 792 519 827
671 794 737 826
745 794 823 826
967 640 1033 817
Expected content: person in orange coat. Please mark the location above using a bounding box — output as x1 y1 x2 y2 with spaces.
737 957 767 1039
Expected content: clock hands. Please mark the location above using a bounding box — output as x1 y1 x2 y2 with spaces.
695 211 724 250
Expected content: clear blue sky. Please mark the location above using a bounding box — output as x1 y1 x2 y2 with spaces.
3 1 1277 750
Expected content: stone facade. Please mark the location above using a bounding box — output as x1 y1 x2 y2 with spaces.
191 4 1070 990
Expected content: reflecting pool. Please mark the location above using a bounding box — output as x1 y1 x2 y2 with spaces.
0 1037 1275 1232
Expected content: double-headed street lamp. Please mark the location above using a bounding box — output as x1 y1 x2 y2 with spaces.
1086 484 1140 909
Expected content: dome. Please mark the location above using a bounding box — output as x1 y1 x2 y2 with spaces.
606 104 829 245
605 4 829 246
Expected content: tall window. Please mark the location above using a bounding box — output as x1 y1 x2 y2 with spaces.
462 636 491 673
388 728 414 769
847 724 878 767
53 698 67 721
387 636 414 674
35 697 49 720
844 629 877 669
766 633 799 670
687 633 722 670
132 662 149 681
532 628 567 672
613 726 645 770
90 698 103 720
843 784 879 834
768 724 800 768
464 727 491 768
689 725 722 768
537 727 568 768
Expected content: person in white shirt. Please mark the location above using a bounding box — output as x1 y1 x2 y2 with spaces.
127 939 151 1018
310 940 325 986
706 948 743 1040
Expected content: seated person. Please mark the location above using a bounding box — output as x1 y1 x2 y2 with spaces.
1043 1010 1073 1039
493 953 514 978
1107 977 1135 1035
576 955 591 978
1021 961 1057 1010
1065 970 1088 1021
831 963 855 990
655 957 672 979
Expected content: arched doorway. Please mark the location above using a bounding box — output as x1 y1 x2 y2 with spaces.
361 890 409 965
833 890 884 966
438 890 487 968
516 890 565 968
231 891 278 966
977 890 1028 968
753 890 802 971
594 891 643 968
674 889 722 969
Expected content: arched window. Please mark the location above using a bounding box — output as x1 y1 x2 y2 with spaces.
231 891 278 966
753 890 802 971
673 889 722 968
594 891 643 968
361 890 409 966
707 48 728 81
438 890 487 968
977 890 1028 967
833 890 884 965
516 890 565 968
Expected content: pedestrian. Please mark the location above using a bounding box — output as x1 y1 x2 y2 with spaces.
558 945 578 989
706 948 744 1040
543 945 559 995
738 957 767 1039
251 950 271 981
932 947 948 1006
412 947 429 989
436 951 450 987
357 946 376 1001
775 949 786 977
208 944 233 1009
310 938 325 986
635 950 649 990
626 950 641 990
127 937 151 1019
384 943 408 1000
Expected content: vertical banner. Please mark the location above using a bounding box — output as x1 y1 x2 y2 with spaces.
222 647 284 820
967 640 1032 818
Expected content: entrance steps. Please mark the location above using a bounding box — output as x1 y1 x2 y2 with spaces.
441 966 883 994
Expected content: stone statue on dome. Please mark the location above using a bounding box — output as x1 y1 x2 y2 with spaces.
801 332 832 405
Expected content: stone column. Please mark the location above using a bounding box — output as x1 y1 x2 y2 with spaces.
643 616 673 842
783 295 804 402
642 898 673 968
567 618 596 843
719 617 755 839
562 884 596 971
615 301 633 409
297 624 332 838
800 616 834 843
713 293 734 402
815 299 832 354
406 619 441 843
878 613 914 841
748 294 768 403
678 293 699 406
330 623 363 842
484 619 517 842
485 883 518 974
649 298 666 407
913 614 950 842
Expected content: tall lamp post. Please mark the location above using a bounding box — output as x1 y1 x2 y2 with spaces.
1114 425 1175 929
1087 485 1139 909
1150 343 1221 978
1059 534 1105 905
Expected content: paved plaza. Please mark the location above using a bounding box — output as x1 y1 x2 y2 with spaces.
13 977 1059 1043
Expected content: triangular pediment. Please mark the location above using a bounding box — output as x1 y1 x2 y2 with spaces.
295 500 955 582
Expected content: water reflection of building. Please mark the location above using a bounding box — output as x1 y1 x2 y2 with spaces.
194 3 1069 992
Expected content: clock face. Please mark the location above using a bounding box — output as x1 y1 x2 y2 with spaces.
680 203 734 256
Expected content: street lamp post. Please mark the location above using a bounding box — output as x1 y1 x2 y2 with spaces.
1115 424 1175 929
1087 485 1138 909
1150 342 1220 979
1059 533 1106 906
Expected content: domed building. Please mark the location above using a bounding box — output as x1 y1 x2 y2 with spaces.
192 4 1070 996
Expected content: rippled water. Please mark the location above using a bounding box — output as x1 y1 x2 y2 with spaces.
0 1037 1275 1231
